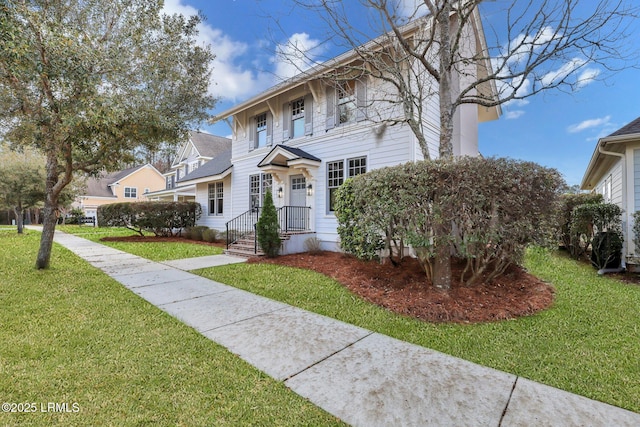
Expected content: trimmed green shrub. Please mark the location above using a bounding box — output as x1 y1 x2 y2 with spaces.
202 228 218 243
256 189 280 257
558 193 604 257
571 202 623 269
335 157 564 285
187 225 208 241
98 201 201 236
632 211 640 255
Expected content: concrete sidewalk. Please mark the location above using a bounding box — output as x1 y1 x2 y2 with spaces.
50 230 640 426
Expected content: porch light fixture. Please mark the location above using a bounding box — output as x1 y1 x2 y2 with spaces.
277 187 283 198
307 184 313 196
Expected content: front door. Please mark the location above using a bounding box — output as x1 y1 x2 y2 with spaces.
289 175 306 230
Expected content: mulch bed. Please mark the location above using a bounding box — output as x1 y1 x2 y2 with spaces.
250 251 555 324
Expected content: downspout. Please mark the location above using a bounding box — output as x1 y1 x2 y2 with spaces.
597 143 627 272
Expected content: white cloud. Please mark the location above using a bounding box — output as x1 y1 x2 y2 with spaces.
162 0 273 101
541 58 587 87
396 0 429 19
505 26 557 66
567 116 611 133
273 33 325 81
504 110 525 120
576 68 601 88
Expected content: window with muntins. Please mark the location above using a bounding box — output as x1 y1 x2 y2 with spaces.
292 98 305 138
256 113 267 148
337 81 356 124
249 173 273 209
208 182 224 215
327 156 367 212
327 161 344 212
124 187 137 199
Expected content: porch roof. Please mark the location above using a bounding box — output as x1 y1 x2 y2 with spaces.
257 145 321 168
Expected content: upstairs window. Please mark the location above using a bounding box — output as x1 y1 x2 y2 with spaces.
283 95 313 141
256 113 267 148
249 112 272 150
292 98 305 138
337 81 357 125
325 79 367 130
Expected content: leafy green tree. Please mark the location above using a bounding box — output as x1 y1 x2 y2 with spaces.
0 0 216 268
256 190 281 257
0 147 45 233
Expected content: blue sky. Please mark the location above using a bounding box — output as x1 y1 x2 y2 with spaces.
163 0 640 186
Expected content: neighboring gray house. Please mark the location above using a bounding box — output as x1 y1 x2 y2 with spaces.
148 130 231 202
581 116 640 263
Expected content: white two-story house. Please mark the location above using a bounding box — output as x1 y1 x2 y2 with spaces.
189 8 500 254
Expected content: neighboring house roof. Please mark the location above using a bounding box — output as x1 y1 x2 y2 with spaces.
608 117 640 137
84 165 157 198
581 116 640 190
171 131 232 169
189 130 232 158
178 149 233 183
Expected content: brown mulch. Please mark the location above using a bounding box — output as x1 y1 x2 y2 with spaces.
249 251 555 324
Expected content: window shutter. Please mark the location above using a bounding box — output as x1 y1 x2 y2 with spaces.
266 111 273 146
304 94 313 135
325 86 335 130
248 116 255 151
356 79 367 122
282 102 290 141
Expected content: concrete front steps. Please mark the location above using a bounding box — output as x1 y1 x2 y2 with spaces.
224 232 312 258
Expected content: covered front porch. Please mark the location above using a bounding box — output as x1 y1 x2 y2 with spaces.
227 145 321 256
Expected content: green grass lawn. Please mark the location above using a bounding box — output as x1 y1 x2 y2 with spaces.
57 225 224 261
195 247 640 413
0 231 344 426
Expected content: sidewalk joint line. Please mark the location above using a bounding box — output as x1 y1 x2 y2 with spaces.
199 306 290 334
498 376 518 427
283 331 375 382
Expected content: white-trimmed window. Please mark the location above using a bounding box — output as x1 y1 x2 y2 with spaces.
256 113 268 148
325 79 367 130
124 187 137 199
338 81 357 124
249 173 273 209
326 156 367 213
283 95 314 141
208 182 224 215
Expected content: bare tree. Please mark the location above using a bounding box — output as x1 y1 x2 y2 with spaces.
280 0 637 289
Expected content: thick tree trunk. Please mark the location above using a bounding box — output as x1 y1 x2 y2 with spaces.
432 186 452 290
35 149 64 269
36 200 58 269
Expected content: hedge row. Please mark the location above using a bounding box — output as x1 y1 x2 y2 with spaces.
335 157 564 286
97 201 201 236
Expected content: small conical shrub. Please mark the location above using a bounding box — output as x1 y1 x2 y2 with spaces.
256 189 281 257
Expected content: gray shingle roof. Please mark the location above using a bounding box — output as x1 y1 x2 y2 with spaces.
84 165 146 198
178 149 232 182
189 131 231 158
608 116 640 137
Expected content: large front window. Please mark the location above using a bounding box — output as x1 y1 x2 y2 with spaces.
327 161 344 212
208 182 224 215
250 173 273 209
327 156 367 212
